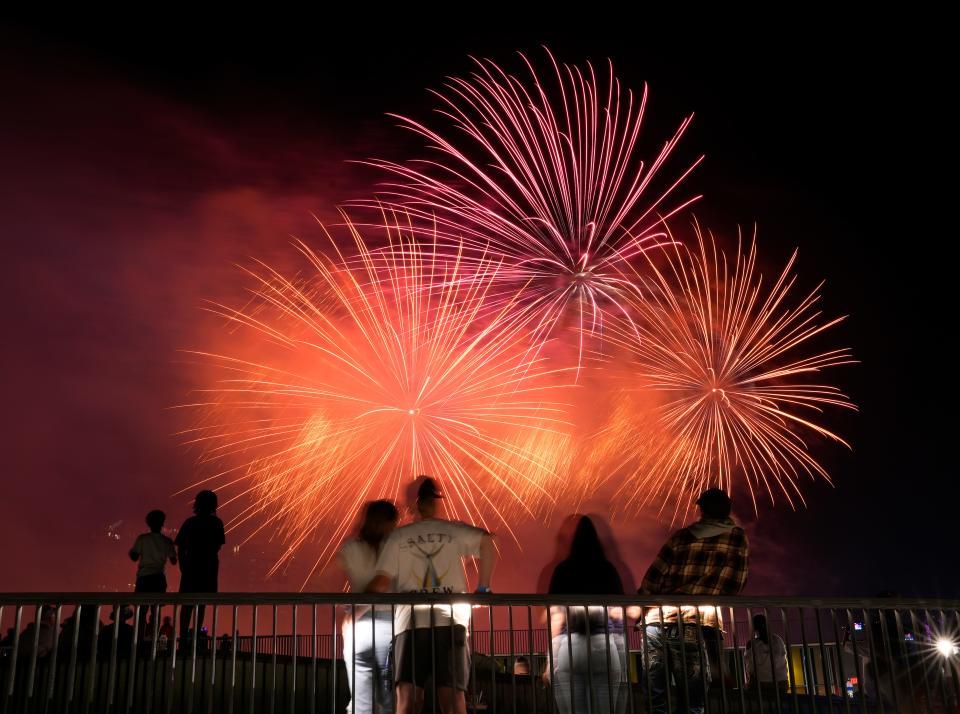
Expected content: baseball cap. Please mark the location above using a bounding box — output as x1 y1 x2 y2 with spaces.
416 475 444 501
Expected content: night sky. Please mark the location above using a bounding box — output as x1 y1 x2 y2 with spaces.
1 16 952 597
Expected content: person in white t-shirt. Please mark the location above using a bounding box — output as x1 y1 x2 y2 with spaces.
337 500 399 714
367 476 497 714
129 510 178 593
129 509 178 638
743 614 789 693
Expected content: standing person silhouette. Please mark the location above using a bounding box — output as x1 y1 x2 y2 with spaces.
338 500 399 714
366 476 497 714
546 516 627 714
638 488 749 714
744 613 789 693
174 490 225 640
129 509 177 635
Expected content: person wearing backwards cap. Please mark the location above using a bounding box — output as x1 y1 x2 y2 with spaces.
637 488 749 714
367 476 497 714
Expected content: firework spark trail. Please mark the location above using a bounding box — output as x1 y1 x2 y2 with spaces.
355 49 703 371
591 224 857 520
178 215 573 585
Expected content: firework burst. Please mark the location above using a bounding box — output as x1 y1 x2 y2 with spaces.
179 215 572 584
358 49 702 369
593 224 857 519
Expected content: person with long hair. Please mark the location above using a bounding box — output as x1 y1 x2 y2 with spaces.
744 613 789 693
175 490 225 639
338 500 399 714
546 516 628 714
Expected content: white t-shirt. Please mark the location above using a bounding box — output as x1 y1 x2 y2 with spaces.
374 518 485 632
338 538 379 591
131 532 176 577
744 635 789 684
338 538 393 616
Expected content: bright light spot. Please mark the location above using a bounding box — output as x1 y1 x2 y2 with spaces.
936 638 958 657
408 409 416 415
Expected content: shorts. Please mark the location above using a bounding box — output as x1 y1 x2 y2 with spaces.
393 625 470 691
135 573 167 593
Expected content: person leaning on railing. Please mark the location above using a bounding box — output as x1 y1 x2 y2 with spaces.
366 476 497 714
545 516 628 714
634 488 749 714
337 499 399 714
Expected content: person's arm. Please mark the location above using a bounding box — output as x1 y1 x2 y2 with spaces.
365 534 398 594
639 537 677 595
743 641 754 685
365 574 390 593
608 562 625 624
174 524 186 564
476 533 496 590
128 536 141 563
720 529 750 595
167 538 178 566
334 550 356 633
543 564 567 684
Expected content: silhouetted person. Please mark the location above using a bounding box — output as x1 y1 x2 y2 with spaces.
130 510 177 592
1 628 14 648
546 516 627 714
12 607 56 659
639 488 749 714
158 616 175 651
59 606 100 658
97 606 135 659
744 614 788 693
175 490 225 639
130 509 177 638
338 499 399 714
367 476 497 714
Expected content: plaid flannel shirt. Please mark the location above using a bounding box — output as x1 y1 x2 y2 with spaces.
639 519 749 628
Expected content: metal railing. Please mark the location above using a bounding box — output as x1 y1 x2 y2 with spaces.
1 594 957 713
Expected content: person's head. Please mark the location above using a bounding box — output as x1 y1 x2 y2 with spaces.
752 613 769 643
567 516 606 561
359 500 399 549
110 606 133 623
696 488 732 520
145 509 166 532
193 490 218 516
414 476 443 518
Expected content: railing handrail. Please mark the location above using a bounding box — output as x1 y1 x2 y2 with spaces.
1 592 957 608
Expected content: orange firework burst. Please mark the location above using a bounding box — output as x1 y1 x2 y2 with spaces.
357 49 701 370
594 224 857 519
179 215 572 584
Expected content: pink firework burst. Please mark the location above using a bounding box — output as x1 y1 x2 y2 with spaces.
358 49 702 369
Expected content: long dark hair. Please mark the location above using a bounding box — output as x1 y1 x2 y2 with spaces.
752 613 769 644
567 516 606 562
359 500 399 551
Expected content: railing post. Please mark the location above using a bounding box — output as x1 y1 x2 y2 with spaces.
250 604 258 714
46 603 63 712
25 603 43 708
3 604 23 714
289 604 297 714
726 606 746 714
